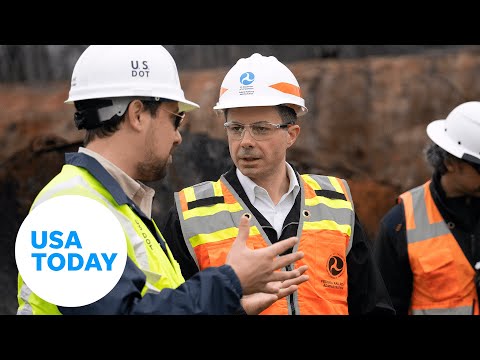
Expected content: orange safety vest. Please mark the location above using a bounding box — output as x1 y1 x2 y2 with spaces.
174 173 355 315
399 180 479 315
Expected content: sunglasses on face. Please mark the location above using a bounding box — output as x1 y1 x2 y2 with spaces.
161 108 186 130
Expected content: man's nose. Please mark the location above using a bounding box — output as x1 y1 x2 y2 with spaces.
240 126 256 145
175 129 182 145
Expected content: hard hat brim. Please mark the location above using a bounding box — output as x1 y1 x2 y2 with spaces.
213 101 308 117
66 95 200 113
427 119 480 163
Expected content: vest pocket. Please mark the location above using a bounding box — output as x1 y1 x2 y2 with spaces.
416 248 459 301
202 240 234 268
305 233 348 305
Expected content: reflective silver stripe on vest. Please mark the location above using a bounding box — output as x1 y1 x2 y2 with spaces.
308 175 338 192
411 306 474 315
405 185 450 244
304 175 355 256
175 178 275 267
17 285 33 315
193 181 216 200
174 190 200 269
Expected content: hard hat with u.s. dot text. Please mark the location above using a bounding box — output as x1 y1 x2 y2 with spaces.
65 45 199 113
213 53 308 116
427 101 480 164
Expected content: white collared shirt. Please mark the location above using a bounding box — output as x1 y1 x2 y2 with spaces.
236 163 300 238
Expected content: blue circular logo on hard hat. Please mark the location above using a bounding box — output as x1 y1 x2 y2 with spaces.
240 72 255 85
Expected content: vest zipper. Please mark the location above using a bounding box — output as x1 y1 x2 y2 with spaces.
285 264 296 315
279 222 299 315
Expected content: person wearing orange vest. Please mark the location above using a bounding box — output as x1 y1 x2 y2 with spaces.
16 45 309 315
375 101 480 315
161 53 395 315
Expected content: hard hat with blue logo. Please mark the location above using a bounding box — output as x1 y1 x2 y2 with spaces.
427 101 480 165
213 53 308 116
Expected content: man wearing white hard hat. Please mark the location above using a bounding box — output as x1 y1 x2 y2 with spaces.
16 45 308 315
161 53 395 315
375 101 480 315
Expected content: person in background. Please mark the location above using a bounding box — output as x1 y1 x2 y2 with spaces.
16 45 309 315
161 53 395 315
375 101 480 315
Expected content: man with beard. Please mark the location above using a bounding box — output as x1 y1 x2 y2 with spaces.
375 101 480 315
161 53 394 315
16 45 309 315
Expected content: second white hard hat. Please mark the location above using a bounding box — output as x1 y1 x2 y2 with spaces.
65 45 199 113
213 53 308 116
427 101 480 164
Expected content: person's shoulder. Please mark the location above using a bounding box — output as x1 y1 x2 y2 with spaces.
380 202 405 233
175 179 218 194
300 172 349 184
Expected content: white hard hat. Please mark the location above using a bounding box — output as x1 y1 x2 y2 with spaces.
65 45 199 113
427 101 480 164
213 53 308 116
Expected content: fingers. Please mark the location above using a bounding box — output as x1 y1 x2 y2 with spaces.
277 274 310 297
269 265 307 283
241 293 279 315
233 214 250 247
296 265 309 276
262 282 282 294
282 274 309 288
266 266 310 299
272 251 304 271
277 284 298 299
267 236 299 257
280 266 309 288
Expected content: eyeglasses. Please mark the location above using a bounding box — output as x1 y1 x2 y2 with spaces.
224 121 290 141
161 108 186 130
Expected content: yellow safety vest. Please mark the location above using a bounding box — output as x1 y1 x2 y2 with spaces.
17 164 185 315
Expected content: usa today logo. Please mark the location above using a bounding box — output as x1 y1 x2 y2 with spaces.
15 195 127 307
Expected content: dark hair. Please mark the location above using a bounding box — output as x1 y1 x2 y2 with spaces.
222 104 298 125
276 105 297 125
424 142 461 175
75 98 165 146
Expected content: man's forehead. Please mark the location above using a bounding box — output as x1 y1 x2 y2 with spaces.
227 106 280 121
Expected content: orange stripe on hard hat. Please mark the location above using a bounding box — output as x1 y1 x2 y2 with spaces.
269 82 301 97
219 87 228 97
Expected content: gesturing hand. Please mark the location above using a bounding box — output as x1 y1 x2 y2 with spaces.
226 214 305 295
241 265 309 315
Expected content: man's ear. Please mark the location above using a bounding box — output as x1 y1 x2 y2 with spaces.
286 124 300 148
126 99 145 132
444 157 461 173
